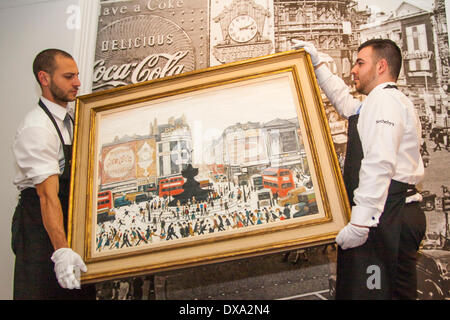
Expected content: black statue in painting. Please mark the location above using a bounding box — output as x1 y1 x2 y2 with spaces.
168 164 212 206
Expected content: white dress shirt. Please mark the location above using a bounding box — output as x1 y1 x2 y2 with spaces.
13 97 73 191
315 65 424 227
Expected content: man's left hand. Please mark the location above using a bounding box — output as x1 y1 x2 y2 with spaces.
291 40 322 66
336 223 369 250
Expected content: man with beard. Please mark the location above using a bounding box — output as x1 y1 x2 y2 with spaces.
12 49 96 299
293 39 426 299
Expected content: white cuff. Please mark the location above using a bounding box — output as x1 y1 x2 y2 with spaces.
350 205 381 227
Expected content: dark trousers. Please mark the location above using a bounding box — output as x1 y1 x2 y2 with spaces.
12 189 96 300
392 202 426 299
336 199 426 300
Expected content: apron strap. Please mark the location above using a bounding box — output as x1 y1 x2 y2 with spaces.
38 99 68 149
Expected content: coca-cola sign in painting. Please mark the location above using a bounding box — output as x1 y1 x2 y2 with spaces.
93 0 208 91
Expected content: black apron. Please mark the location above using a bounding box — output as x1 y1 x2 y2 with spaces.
11 100 96 300
335 92 426 300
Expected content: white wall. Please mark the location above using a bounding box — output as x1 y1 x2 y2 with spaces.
0 0 82 300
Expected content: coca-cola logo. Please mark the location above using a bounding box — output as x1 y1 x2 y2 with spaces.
93 51 189 90
93 14 195 91
104 146 135 178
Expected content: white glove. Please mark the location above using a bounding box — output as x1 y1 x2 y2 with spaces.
406 192 422 204
291 40 321 66
335 223 369 250
51 248 87 289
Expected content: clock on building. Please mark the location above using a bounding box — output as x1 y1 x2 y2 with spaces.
228 15 257 43
212 0 273 64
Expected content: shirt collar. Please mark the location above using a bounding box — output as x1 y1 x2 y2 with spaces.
372 82 397 92
359 82 397 114
40 96 69 122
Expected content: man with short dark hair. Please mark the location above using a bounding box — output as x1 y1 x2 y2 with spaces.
293 39 426 299
12 49 96 299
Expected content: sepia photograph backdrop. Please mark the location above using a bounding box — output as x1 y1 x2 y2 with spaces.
93 0 449 300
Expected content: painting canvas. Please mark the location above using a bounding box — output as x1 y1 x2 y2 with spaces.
69 50 350 283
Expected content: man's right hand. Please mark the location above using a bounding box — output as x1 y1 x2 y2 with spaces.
335 223 370 250
291 40 322 67
51 247 87 289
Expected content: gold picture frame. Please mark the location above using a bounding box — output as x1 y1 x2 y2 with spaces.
69 50 350 284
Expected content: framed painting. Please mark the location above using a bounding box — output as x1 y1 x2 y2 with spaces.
69 49 350 283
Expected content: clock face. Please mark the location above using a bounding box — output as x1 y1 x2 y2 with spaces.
228 15 257 43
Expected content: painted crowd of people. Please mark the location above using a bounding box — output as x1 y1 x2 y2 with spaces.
95 184 303 252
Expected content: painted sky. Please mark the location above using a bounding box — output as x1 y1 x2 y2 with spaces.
98 73 301 163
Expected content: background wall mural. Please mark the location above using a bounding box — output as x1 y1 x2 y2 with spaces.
94 0 449 300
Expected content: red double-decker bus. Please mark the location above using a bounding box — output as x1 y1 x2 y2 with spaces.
158 176 184 197
97 190 112 213
97 190 115 223
261 168 295 198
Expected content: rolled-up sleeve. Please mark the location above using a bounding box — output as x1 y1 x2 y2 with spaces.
13 126 61 186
